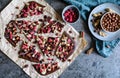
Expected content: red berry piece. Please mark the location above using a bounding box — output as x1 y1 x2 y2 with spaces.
64 8 79 23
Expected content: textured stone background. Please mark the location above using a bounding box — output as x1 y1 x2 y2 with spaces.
0 0 120 78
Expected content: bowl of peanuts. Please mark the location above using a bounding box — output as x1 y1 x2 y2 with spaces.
100 12 120 33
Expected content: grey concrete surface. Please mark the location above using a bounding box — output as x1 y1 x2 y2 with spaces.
0 0 120 78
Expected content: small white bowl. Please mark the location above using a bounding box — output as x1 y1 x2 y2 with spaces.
62 5 80 24
100 12 120 33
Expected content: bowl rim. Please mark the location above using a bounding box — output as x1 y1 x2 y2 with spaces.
100 12 120 33
62 5 80 24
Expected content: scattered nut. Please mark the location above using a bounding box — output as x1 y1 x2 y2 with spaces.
86 48 94 54
92 12 103 18
93 19 100 27
79 31 84 37
99 31 107 37
105 8 114 12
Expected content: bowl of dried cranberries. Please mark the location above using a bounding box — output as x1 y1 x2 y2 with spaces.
62 5 80 23
100 12 120 33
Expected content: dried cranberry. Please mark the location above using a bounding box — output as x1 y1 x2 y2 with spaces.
9 32 13 39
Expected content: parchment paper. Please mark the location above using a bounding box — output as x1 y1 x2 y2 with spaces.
0 0 87 78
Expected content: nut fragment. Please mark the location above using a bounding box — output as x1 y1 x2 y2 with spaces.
41 69 47 75
93 19 100 27
99 31 107 37
86 48 94 54
105 8 114 12
79 31 84 37
92 12 103 18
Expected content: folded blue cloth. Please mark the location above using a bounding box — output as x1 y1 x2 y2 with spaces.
96 38 120 57
63 0 120 57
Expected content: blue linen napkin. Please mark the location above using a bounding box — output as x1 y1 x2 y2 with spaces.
63 0 120 57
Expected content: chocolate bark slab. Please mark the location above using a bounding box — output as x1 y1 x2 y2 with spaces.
55 32 75 62
17 1 45 18
33 62 60 76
